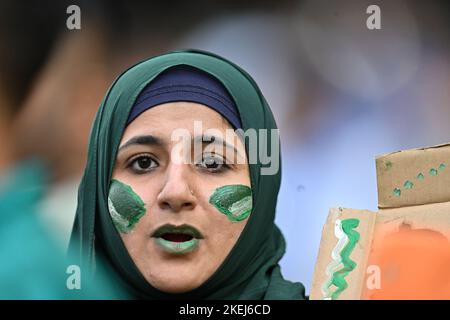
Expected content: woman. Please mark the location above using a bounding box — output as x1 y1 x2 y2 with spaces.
70 49 305 299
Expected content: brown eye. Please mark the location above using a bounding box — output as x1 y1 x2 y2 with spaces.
129 155 158 173
197 153 228 172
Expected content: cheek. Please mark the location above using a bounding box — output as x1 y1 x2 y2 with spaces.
203 184 252 248
204 206 248 253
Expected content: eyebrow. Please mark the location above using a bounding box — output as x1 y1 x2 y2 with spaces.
118 135 164 152
194 134 243 158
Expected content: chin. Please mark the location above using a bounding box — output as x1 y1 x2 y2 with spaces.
138 256 206 293
131 241 216 293
147 272 204 294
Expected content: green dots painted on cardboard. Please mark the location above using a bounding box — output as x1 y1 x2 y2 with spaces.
209 184 252 222
393 188 401 197
403 180 414 190
385 161 393 171
108 179 146 233
393 162 446 197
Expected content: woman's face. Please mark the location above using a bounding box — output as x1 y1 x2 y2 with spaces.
110 102 251 293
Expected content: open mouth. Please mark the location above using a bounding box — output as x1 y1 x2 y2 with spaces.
161 233 197 243
152 224 203 254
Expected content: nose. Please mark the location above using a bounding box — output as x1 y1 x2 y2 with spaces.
156 164 196 212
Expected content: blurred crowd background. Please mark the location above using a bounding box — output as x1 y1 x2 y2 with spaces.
0 0 449 296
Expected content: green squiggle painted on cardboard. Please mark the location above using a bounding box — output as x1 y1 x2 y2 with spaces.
108 179 146 233
329 218 360 300
322 219 348 299
209 184 252 222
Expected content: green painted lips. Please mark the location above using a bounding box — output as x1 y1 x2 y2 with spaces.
209 184 253 222
153 224 203 254
155 238 199 254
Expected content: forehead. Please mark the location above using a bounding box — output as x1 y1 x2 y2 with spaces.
122 102 230 139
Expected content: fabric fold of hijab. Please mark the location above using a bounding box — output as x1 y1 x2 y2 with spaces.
69 49 305 300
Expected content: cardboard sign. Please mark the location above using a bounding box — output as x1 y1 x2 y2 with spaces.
310 143 450 300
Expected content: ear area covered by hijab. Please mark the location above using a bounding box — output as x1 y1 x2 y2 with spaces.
69 49 306 300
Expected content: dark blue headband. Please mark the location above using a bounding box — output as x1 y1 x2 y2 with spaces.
126 65 242 129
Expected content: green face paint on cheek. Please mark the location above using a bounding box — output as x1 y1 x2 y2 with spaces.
108 179 146 233
209 184 253 222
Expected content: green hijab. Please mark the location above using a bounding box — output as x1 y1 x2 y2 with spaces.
70 49 305 300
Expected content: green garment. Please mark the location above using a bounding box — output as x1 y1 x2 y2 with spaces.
0 161 68 299
0 161 121 299
70 49 306 299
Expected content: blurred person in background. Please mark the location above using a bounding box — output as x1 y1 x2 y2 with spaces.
0 1 78 299
11 1 127 249
0 0 122 299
